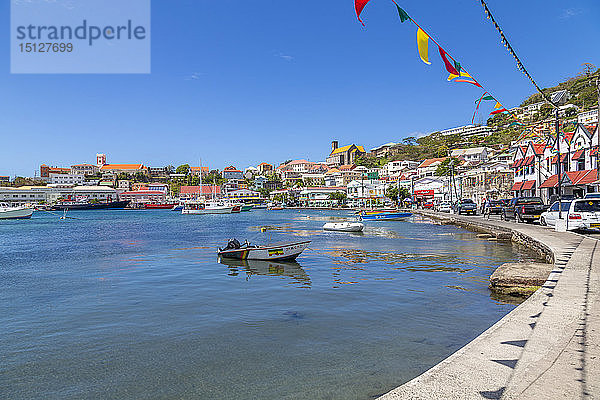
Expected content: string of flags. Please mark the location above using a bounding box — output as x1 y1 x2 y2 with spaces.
354 0 524 126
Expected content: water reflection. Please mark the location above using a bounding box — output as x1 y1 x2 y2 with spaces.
218 258 312 288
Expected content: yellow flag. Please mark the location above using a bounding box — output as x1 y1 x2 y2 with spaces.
417 28 431 65
447 71 472 81
494 101 502 109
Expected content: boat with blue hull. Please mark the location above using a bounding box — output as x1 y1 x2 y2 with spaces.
360 211 412 221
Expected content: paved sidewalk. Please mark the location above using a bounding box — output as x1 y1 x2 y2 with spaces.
380 212 599 400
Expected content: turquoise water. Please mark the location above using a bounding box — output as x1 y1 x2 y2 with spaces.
1 209 533 399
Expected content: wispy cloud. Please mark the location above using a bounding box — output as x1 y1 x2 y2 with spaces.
185 72 204 81
561 8 583 18
276 53 294 62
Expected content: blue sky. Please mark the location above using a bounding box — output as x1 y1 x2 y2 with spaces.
1 0 599 176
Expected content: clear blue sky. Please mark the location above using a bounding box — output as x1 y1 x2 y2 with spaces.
1 0 599 176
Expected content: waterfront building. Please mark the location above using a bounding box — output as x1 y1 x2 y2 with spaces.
458 161 513 204
222 166 243 180
539 123 599 199
0 176 10 183
100 164 148 176
223 189 262 202
326 141 366 167
49 173 85 186
119 190 167 206
71 164 100 176
324 168 342 187
451 147 489 163
253 176 267 190
346 180 388 208
437 125 492 138
117 180 132 192
40 164 70 178
132 182 169 193
298 186 346 207
0 185 118 205
413 176 453 202
257 162 274 175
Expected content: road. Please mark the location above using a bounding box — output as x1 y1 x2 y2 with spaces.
434 211 600 240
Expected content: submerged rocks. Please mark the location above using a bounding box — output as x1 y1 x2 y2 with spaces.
489 262 554 298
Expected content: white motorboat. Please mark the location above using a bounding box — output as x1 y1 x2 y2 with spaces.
0 203 33 220
182 201 237 214
323 222 364 232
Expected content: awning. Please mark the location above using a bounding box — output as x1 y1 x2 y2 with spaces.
572 149 585 160
513 159 523 168
539 175 558 189
511 182 523 191
590 147 598 156
521 180 536 190
573 170 598 185
522 156 535 166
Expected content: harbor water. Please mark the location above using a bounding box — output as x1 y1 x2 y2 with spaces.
1 209 538 399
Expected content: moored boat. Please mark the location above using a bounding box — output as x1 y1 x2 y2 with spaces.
241 204 254 212
50 200 129 211
182 201 236 214
323 222 364 232
218 239 311 261
145 203 178 209
0 203 34 220
359 211 412 221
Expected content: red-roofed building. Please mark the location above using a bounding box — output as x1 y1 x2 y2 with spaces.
190 166 209 177
100 164 148 176
257 162 274 175
222 166 243 180
119 190 166 206
40 164 70 178
416 157 447 178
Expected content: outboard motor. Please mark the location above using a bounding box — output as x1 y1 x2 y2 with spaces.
226 238 241 250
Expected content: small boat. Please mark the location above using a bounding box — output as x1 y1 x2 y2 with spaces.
0 203 33 220
323 222 364 232
171 204 184 211
50 200 129 210
360 211 412 221
144 203 178 209
218 239 311 261
241 204 254 212
182 201 236 214
268 206 284 210
218 258 311 285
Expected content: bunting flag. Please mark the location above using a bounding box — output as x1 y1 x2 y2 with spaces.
490 108 508 115
416 28 431 65
494 101 502 109
354 0 372 26
472 92 488 124
394 3 410 22
438 47 459 75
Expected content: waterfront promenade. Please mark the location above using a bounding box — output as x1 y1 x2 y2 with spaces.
381 211 599 400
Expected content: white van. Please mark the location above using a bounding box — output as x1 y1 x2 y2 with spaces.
540 199 600 231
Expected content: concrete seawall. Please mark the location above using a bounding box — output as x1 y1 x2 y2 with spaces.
380 211 599 399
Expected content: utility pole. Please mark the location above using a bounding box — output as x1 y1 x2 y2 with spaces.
556 108 562 219
596 77 600 190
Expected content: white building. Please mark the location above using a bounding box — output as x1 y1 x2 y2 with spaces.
346 180 389 208
0 185 118 205
437 125 492 138
49 173 85 185
71 164 99 176
578 109 598 124
450 147 489 163
381 160 419 178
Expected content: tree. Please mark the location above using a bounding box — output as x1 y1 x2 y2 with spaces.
175 164 190 175
328 192 347 205
435 157 460 177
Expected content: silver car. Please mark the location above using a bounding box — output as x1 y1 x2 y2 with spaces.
541 199 600 231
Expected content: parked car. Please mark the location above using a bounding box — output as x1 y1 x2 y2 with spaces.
436 201 452 213
541 199 600 231
539 201 572 227
423 201 434 209
501 197 547 223
454 199 477 215
483 200 504 218
584 193 600 199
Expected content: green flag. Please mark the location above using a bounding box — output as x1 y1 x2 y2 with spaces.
453 60 461 73
482 95 495 100
395 5 410 22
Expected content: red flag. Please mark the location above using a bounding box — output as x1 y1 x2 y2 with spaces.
490 108 508 115
438 47 459 76
355 0 372 26
454 78 482 88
